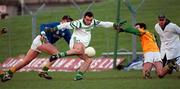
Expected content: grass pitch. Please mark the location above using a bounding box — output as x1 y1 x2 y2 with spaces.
1 70 180 89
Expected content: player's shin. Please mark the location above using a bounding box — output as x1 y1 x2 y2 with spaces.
74 58 92 81
143 63 152 79
0 70 5 78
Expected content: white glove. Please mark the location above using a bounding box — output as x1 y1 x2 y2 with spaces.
40 31 48 43
40 31 46 36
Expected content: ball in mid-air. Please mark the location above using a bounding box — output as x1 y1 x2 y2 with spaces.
85 47 96 57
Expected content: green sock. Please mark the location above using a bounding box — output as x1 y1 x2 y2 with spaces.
8 70 13 74
59 52 67 57
0 73 4 78
76 71 84 76
42 66 49 72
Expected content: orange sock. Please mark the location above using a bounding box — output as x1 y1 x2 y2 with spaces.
9 68 16 73
0 70 4 74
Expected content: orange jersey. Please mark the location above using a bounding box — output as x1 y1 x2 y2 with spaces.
138 29 159 53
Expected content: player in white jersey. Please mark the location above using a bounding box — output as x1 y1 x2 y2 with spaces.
49 11 118 80
155 15 180 75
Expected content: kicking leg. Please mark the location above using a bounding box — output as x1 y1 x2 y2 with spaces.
48 42 85 62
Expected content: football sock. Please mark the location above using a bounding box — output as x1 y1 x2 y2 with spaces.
59 52 67 58
42 66 49 72
0 73 4 78
76 71 84 76
7 70 13 74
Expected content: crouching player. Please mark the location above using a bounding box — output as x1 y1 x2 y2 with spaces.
118 23 164 79
0 15 73 82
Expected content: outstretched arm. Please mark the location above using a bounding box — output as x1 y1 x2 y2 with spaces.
56 22 74 30
97 21 114 28
123 27 141 36
40 22 59 33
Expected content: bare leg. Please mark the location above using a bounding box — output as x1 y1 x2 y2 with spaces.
0 70 4 74
10 49 39 73
143 62 153 79
161 65 171 76
37 43 59 68
78 54 92 73
66 42 84 56
37 43 60 80
68 42 92 72
0 70 5 79
66 42 92 80
153 61 164 78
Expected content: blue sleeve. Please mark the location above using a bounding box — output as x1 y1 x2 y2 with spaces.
63 29 72 44
40 22 60 32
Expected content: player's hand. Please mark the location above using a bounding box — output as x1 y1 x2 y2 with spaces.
40 31 46 35
40 31 48 43
113 23 124 32
1 27 8 34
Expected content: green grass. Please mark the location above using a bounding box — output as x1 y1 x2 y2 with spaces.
0 70 180 89
0 0 180 62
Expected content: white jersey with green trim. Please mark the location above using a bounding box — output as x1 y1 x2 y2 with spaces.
57 18 114 48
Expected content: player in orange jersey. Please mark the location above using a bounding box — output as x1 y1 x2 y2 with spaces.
118 23 164 79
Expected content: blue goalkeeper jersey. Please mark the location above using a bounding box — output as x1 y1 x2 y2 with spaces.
40 22 72 44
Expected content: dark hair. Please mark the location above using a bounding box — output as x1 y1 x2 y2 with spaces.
62 15 71 20
68 17 73 21
158 14 166 19
158 14 166 21
135 23 147 29
84 11 94 17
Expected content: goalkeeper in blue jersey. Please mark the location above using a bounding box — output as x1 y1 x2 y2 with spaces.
0 15 73 82
40 15 72 44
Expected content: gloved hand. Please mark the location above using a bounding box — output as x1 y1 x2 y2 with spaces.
113 23 124 32
40 31 46 35
40 31 48 43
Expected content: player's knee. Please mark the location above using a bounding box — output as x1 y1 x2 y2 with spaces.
157 71 164 78
88 59 92 63
84 58 92 64
74 48 84 55
158 74 164 78
49 54 58 62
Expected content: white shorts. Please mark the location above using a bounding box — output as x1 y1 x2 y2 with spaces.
144 52 162 63
30 35 43 52
69 36 89 49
